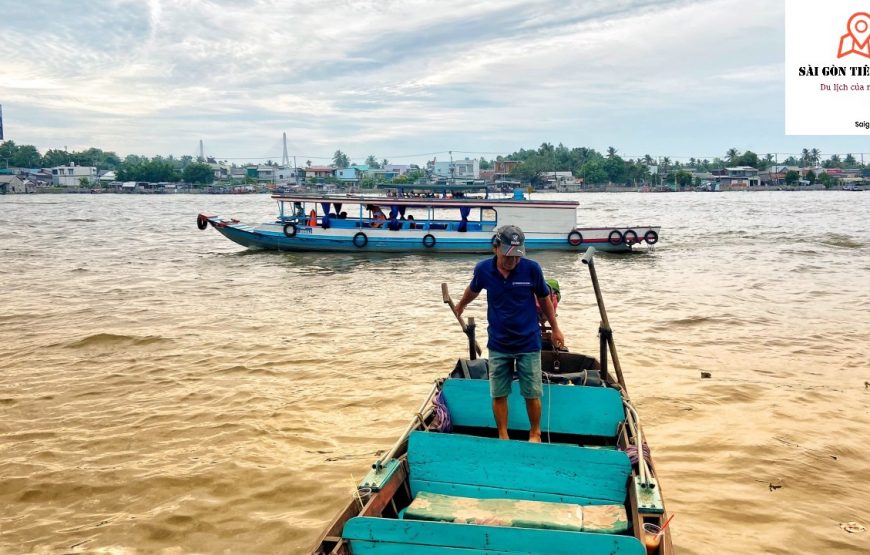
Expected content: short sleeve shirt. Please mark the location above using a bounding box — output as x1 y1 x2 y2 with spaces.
469 257 550 354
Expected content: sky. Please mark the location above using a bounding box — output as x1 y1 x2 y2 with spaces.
1 0 867 165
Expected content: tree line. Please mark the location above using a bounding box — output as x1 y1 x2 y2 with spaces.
0 141 215 184
473 144 868 186
4 139 866 188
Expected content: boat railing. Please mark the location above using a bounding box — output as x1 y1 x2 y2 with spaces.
276 215 498 233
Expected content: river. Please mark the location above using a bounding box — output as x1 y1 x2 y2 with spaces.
1 191 868 553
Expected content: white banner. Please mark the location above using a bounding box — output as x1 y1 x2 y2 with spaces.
786 1 870 135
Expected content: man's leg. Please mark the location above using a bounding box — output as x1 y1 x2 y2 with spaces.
525 397 542 443
517 351 543 442
488 350 513 440
493 397 509 440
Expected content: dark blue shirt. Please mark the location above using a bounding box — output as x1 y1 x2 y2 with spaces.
469 257 550 354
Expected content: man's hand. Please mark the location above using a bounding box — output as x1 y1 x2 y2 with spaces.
454 287 479 319
551 327 565 350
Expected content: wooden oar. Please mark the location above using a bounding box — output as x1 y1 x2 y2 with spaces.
441 283 483 356
582 248 628 393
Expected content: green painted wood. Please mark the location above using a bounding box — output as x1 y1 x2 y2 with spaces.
441 379 624 438
343 517 645 554
360 458 402 491
348 541 515 554
408 432 630 504
408 479 608 506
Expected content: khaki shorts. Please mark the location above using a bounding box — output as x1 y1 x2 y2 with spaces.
488 350 542 399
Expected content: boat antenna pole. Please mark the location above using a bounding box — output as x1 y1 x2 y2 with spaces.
582 248 628 393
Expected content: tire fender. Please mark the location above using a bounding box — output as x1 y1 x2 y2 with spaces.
353 232 368 248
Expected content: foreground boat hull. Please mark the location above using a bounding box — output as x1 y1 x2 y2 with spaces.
203 216 652 253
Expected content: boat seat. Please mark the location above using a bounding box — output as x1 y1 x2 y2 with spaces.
440 378 625 438
403 491 628 534
408 431 631 506
343 517 645 554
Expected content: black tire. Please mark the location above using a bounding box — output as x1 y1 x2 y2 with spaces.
353 232 368 248
567 230 583 246
283 223 297 238
422 234 436 248
623 229 639 244
644 230 659 245
196 215 208 230
608 230 623 245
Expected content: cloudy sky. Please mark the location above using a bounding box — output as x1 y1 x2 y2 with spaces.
0 0 865 164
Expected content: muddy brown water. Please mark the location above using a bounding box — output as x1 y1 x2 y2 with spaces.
1 192 868 553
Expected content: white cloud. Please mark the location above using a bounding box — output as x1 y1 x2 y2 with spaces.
0 0 865 161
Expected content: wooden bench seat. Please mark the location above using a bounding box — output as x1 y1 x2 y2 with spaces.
343 517 645 554
408 431 631 506
441 378 625 438
403 491 628 534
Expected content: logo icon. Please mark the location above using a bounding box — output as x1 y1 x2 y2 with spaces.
838 12 870 58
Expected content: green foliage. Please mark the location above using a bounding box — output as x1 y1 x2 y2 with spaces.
405 168 425 183
182 162 214 185
733 150 760 169
365 155 380 169
817 172 835 189
785 170 800 185
805 170 816 184
674 170 693 189
603 155 627 184
117 158 181 182
333 150 350 169
0 141 40 167
579 161 607 184
479 157 492 170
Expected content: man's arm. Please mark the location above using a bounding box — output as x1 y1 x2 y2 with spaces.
539 294 565 349
454 286 479 317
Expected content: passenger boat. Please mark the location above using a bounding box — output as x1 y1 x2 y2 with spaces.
197 189 660 253
312 248 673 554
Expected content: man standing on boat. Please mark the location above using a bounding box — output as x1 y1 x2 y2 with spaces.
455 225 564 443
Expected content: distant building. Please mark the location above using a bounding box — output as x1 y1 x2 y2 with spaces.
275 166 303 183
717 166 760 188
50 163 97 186
430 157 479 179
492 160 520 184
0 175 35 193
304 166 335 179
244 165 276 182
383 164 411 175
541 171 575 187
336 167 364 185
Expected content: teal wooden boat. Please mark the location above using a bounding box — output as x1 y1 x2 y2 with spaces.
313 249 672 554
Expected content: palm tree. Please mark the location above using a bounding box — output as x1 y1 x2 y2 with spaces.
810 148 821 167
726 148 740 163
306 160 311 167
606 146 617 159
333 150 349 169
801 148 810 167
643 154 654 166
